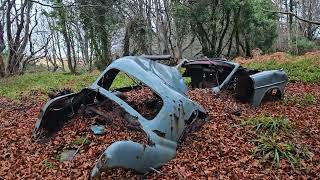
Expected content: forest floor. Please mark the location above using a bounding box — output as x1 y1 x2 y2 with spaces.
0 52 320 179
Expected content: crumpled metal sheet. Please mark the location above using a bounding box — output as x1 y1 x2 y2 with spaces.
182 59 288 107
33 56 207 177
94 56 188 95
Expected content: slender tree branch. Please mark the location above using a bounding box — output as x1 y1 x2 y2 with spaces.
30 0 113 9
264 9 320 25
30 0 75 8
182 35 195 53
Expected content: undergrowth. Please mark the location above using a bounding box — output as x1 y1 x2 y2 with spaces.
0 72 99 100
0 68 191 100
247 58 320 83
283 93 317 106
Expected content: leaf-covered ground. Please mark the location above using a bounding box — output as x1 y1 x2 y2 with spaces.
1 82 320 179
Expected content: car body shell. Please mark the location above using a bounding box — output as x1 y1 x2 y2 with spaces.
182 59 288 107
33 56 207 177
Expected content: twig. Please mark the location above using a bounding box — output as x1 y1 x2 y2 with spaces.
150 167 165 175
30 0 75 8
263 9 320 25
30 0 114 9
68 135 89 177
71 135 89 160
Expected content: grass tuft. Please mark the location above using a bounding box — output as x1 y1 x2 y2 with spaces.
72 136 90 146
241 116 291 134
252 134 313 168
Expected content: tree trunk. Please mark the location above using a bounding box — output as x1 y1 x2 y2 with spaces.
0 55 4 77
6 0 32 75
234 8 241 56
244 35 251 57
55 33 65 72
289 0 294 35
62 29 75 73
123 21 131 56
0 20 5 77
306 0 313 40
70 35 77 72
57 0 75 73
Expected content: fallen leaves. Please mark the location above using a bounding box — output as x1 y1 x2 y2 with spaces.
0 83 320 179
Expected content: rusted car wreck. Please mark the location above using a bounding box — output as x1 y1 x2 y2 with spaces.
33 56 207 177
182 58 288 107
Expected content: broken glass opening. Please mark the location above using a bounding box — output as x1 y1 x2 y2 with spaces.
98 69 164 120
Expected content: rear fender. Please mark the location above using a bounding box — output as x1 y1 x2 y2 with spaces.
91 140 176 177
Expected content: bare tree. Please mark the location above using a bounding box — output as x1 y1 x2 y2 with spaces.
0 0 49 75
6 0 32 74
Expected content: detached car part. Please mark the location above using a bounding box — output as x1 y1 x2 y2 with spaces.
140 54 175 65
33 56 207 177
182 58 288 107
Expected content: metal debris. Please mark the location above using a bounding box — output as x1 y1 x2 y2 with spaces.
90 125 106 135
182 58 288 107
